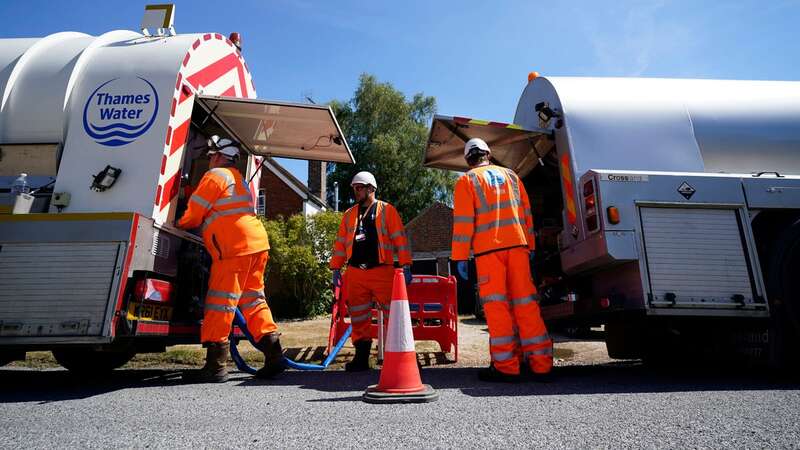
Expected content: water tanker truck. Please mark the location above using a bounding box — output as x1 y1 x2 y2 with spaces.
0 6 353 372
425 75 800 366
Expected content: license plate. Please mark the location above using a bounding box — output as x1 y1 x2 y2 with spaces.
127 301 173 321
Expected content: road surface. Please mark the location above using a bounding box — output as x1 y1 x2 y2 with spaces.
1 362 799 449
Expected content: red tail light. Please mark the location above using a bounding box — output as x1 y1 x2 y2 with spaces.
583 180 599 231
134 278 174 303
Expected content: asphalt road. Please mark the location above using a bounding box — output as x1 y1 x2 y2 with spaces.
1 362 799 449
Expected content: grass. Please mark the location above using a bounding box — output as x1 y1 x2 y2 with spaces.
5 315 579 370
9 345 575 370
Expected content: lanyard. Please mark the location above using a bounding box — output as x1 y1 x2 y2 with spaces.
357 202 377 234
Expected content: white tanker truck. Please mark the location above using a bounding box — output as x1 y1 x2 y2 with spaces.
426 74 800 366
0 7 353 372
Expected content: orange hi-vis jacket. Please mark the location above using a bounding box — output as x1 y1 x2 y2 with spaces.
177 167 269 259
451 164 535 260
330 200 412 269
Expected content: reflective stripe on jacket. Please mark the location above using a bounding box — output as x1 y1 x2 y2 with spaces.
177 167 269 259
330 200 411 269
451 164 535 260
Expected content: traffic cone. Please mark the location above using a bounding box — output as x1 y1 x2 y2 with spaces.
363 269 438 404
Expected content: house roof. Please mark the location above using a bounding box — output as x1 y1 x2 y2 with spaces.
405 201 454 254
262 157 328 209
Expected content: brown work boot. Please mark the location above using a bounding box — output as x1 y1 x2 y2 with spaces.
477 364 521 383
345 340 372 372
254 332 286 379
521 364 554 383
183 342 230 383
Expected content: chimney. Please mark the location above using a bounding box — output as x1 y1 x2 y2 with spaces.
308 161 326 204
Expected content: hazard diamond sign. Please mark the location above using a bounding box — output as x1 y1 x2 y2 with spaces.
677 181 696 200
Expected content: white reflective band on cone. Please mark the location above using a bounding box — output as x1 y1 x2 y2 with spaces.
385 299 415 353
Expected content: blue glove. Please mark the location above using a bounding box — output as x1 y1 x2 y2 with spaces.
332 269 342 288
456 261 469 281
529 251 538 283
403 265 413 285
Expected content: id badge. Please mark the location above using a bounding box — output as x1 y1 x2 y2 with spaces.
355 233 366 242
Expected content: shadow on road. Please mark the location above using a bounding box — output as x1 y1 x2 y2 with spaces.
240 361 800 400
2 361 798 404
0 368 185 403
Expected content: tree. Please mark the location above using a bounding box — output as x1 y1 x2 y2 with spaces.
328 74 455 221
261 211 341 318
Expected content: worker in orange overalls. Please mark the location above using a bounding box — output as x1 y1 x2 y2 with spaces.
452 138 553 382
330 171 413 371
177 135 284 383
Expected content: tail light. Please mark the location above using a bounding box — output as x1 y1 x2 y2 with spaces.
229 32 242 50
134 278 174 303
607 206 621 224
583 180 599 232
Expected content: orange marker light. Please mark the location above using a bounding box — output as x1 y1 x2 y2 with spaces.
528 71 539 82
607 206 620 224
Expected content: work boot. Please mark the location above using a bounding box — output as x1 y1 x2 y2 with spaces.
345 340 372 372
521 364 554 383
477 364 521 383
520 363 553 383
254 332 286 379
183 342 230 383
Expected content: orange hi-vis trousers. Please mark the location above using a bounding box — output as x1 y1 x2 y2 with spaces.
201 251 278 344
344 265 395 342
476 246 553 375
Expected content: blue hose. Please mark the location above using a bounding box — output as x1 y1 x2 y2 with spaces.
230 308 351 373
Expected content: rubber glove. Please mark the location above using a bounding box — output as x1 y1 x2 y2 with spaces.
403 265 413 285
456 261 469 281
332 269 342 288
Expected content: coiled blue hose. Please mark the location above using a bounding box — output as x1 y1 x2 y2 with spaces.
230 307 351 373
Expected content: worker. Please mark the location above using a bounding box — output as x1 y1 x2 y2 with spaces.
177 135 284 383
452 138 553 382
330 171 413 371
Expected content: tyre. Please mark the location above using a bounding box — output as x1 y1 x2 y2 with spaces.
0 351 25 367
766 219 800 369
604 320 644 359
52 348 137 374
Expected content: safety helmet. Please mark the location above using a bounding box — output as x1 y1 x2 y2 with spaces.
350 171 377 190
207 135 240 158
464 137 491 158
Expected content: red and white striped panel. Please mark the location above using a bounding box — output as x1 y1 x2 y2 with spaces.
152 33 259 224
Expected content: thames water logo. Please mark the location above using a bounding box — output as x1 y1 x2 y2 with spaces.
82 77 159 147
484 169 506 187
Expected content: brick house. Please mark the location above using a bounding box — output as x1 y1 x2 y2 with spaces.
257 158 328 219
405 201 478 313
405 201 454 276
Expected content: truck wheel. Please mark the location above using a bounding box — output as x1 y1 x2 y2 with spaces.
604 321 643 359
766 219 800 368
0 351 25 367
52 348 137 374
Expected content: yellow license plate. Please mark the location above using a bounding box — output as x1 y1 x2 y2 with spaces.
127 302 173 321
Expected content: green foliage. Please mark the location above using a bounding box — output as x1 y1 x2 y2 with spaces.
261 211 342 318
329 74 456 221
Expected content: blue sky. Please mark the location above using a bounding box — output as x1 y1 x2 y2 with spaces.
3 0 799 183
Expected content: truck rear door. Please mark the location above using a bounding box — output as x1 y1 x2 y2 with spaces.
424 115 552 176
194 96 354 163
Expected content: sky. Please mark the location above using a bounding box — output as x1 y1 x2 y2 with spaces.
2 0 799 184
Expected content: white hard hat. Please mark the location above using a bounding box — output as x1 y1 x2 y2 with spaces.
207 135 240 158
351 171 377 189
464 137 491 157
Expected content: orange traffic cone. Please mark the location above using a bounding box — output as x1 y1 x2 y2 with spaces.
363 269 438 404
